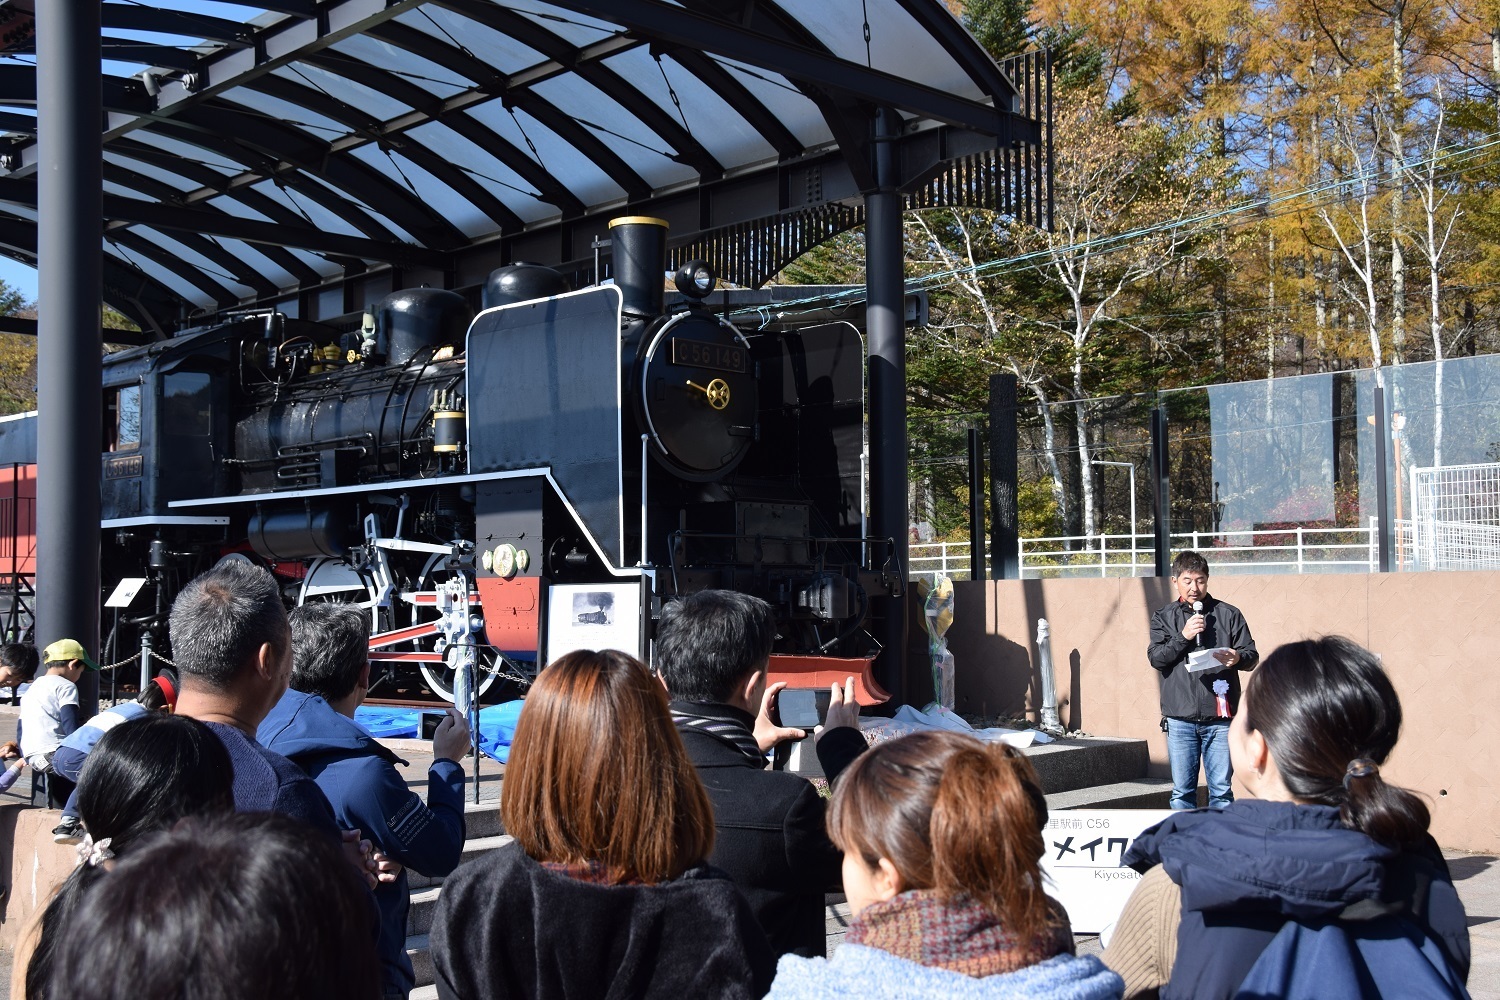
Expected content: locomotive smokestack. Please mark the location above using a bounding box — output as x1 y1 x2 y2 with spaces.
608 216 668 317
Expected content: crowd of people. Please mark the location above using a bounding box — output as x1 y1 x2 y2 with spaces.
0 559 1472 1000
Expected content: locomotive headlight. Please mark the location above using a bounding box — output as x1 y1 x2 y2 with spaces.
674 259 716 299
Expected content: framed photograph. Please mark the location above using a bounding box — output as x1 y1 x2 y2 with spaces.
544 583 642 665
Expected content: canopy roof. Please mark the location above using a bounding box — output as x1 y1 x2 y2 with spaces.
0 0 1049 337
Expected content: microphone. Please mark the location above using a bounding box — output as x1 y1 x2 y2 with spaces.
1192 600 1204 648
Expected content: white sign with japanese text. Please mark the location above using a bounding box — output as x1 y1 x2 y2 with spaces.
1040 809 1172 936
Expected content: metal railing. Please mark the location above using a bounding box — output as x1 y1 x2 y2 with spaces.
911 525 1388 581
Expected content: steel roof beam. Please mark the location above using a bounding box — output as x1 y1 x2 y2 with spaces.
100 6 252 47
245 72 525 232
141 115 408 244
0 63 147 111
296 48 587 217
97 38 203 72
364 19 655 201
166 101 466 249
667 49 803 160
109 196 451 270
109 126 405 247
107 137 358 273
438 0 724 179
549 0 1014 136
109 229 240 307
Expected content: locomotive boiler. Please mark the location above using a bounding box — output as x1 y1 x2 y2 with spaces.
83 216 901 702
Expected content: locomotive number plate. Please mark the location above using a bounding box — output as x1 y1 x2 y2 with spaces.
104 454 143 479
671 338 746 374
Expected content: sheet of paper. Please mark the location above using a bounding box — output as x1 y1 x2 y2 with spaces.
1187 647 1234 672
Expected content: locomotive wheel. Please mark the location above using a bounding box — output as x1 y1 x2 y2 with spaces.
298 558 379 630
412 553 500 704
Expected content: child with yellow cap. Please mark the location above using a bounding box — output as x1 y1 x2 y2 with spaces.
19 639 99 809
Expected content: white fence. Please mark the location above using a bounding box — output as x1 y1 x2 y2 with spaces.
1409 463 1500 571
910 525 1388 582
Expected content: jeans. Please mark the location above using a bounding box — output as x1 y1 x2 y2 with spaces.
1166 717 1233 809
51 745 89 820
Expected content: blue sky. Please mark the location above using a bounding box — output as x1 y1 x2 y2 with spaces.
0 258 36 303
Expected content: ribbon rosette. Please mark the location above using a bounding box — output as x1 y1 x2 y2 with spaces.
1213 678 1230 718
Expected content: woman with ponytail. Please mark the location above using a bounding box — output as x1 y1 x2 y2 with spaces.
1105 636 1470 999
18 712 234 1000
766 730 1122 999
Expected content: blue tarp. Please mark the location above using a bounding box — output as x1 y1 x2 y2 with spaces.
353 700 525 764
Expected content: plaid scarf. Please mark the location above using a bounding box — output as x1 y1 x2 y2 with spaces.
669 701 766 766
846 890 1071 979
540 859 643 886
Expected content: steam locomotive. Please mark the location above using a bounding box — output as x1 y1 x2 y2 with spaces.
34 217 900 702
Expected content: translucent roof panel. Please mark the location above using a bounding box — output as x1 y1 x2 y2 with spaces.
331 35 474 99
271 62 413 122
408 118 564 223
447 108 621 218
710 57 835 149
530 75 698 190
774 0 986 103
104 239 217 310
126 131 248 175
215 89 352 141
103 181 155 202
127 227 259 299
603 48 778 167
206 195 273 224
249 179 369 240
507 3 619 47
102 152 202 193
393 7 544 74
348 145 495 238
203 237 303 290
295 170 421 246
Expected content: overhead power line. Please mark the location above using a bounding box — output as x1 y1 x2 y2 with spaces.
733 128 1500 321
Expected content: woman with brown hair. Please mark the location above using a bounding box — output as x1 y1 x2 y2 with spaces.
766 730 1122 999
428 648 773 1000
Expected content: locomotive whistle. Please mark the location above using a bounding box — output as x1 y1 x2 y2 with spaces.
685 378 731 410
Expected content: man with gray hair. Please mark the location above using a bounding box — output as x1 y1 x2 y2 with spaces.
169 559 341 837
261 602 470 1000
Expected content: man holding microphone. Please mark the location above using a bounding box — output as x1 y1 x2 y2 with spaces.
1147 550 1258 809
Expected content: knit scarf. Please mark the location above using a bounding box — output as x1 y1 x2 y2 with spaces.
845 890 1071 979
669 701 766 766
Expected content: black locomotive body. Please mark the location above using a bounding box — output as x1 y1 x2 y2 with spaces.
87 217 897 702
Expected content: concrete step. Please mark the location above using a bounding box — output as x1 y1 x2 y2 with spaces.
1045 777 1176 811
407 933 432 990
461 798 503 840
1021 737 1149 795
407 886 443 936
407 834 513 890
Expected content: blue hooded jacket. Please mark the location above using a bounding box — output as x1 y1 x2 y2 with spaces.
261 689 466 998
1122 799 1469 1000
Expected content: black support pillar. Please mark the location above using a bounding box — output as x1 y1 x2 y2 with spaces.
36 1 103 713
866 107 907 702
1150 406 1171 577
989 373 1019 579
967 427 984 580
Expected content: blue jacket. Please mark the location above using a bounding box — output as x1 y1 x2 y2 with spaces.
1123 799 1469 1000
766 946 1122 1000
260 690 466 998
